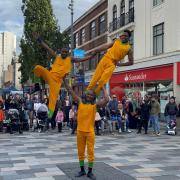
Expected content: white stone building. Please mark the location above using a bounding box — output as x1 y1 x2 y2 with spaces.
108 0 180 107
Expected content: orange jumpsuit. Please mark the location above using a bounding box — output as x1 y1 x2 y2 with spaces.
77 102 96 168
33 56 72 117
87 39 131 94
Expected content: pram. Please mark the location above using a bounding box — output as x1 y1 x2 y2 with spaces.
167 119 176 135
32 104 48 132
3 109 23 134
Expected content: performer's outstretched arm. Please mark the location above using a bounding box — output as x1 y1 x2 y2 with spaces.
96 86 109 108
32 32 56 58
116 49 134 67
72 54 96 63
63 77 81 103
91 42 114 54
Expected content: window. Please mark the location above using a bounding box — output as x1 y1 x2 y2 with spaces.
99 14 106 35
90 21 96 39
129 0 134 22
153 23 164 55
88 54 98 70
74 33 78 48
129 31 134 51
129 0 134 9
113 5 117 30
120 0 125 26
80 28 85 45
153 0 164 7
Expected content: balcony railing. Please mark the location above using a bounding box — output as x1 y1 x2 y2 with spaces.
109 9 134 33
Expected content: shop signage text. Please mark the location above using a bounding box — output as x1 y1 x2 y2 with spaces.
124 72 147 82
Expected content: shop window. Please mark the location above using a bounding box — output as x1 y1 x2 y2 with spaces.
80 28 85 45
153 0 164 7
153 23 164 55
99 14 106 35
90 21 96 39
113 5 117 31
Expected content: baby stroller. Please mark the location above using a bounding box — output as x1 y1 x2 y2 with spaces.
32 104 48 133
3 109 23 134
167 119 176 135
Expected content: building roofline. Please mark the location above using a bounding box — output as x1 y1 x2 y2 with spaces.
64 0 107 32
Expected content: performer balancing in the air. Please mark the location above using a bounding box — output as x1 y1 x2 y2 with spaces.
63 77 109 180
32 32 94 118
87 29 134 95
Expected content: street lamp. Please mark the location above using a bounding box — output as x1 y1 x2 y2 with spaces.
12 51 17 88
68 0 74 75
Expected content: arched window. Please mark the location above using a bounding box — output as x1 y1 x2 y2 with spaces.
129 0 134 22
120 0 125 26
113 5 117 30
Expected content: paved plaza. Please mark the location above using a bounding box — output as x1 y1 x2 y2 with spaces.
0 130 180 180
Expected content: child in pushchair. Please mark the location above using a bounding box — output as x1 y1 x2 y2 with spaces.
3 109 23 134
167 119 176 135
32 103 48 132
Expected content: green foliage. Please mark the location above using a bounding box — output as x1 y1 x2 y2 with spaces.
19 0 70 84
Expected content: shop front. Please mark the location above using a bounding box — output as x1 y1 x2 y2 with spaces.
110 64 174 111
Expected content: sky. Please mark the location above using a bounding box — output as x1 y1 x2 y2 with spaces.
0 0 99 52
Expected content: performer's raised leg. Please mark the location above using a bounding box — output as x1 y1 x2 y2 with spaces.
48 80 62 118
87 60 104 91
95 64 115 95
33 65 51 83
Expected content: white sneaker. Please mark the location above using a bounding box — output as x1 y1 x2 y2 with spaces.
119 129 122 133
127 129 132 133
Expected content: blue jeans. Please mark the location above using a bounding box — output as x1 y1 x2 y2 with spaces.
117 115 122 129
149 115 160 133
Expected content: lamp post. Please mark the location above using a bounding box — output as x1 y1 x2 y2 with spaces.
12 51 17 88
68 0 74 74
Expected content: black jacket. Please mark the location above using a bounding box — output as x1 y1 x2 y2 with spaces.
164 103 178 116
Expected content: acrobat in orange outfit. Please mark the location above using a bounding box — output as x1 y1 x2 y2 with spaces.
87 30 134 95
63 78 109 180
32 32 94 118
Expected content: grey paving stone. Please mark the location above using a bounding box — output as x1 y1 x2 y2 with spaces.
153 175 180 180
57 162 136 180
16 168 46 175
160 166 180 171
53 175 71 180
117 165 142 170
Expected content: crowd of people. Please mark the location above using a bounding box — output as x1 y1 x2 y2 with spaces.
0 92 179 136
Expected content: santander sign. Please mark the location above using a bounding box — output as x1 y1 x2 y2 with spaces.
124 72 147 82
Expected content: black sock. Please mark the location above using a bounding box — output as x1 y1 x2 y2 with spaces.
81 166 85 172
88 167 92 173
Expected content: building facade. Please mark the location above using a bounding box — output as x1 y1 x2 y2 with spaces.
108 0 180 110
0 32 16 87
65 0 108 95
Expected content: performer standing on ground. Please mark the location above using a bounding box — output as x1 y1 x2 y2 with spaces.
32 32 95 118
87 29 134 95
63 77 109 180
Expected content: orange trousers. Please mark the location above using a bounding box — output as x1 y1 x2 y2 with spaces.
33 65 62 116
87 56 115 94
77 131 95 162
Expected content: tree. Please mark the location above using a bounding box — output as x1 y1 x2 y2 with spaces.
19 0 69 84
